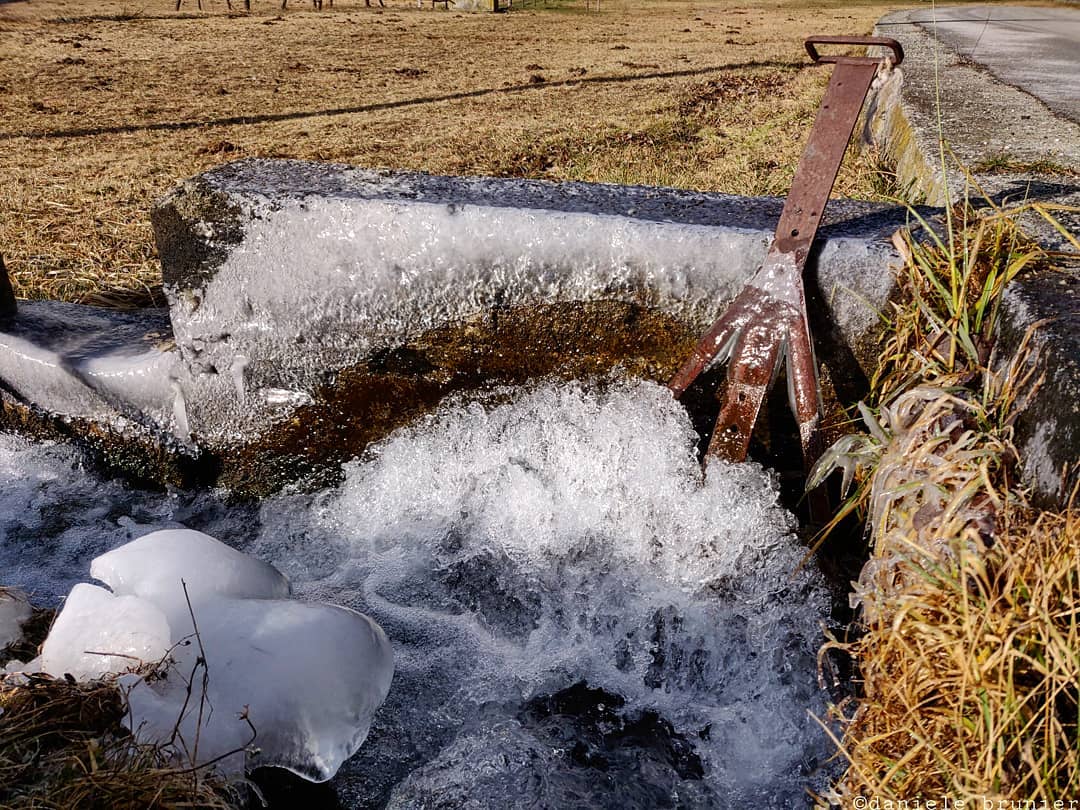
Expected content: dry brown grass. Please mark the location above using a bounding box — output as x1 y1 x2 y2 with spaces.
0 0 916 306
0 674 232 810
824 398 1080 801
817 373 1080 803
1 586 232 809
811 198 1080 804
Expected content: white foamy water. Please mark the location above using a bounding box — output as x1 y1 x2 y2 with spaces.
0 379 834 807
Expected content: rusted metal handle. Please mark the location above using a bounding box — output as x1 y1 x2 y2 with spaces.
668 30 907 523
804 35 904 66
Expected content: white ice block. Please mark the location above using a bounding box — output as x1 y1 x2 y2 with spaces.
0 588 32 651
126 596 394 781
40 583 171 681
91 528 290 628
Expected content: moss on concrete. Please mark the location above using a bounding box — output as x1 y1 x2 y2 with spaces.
218 300 700 496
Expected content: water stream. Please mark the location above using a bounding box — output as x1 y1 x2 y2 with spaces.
0 378 835 808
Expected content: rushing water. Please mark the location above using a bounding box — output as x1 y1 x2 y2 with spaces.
0 378 835 808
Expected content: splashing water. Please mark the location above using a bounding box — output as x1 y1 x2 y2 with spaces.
0 379 834 807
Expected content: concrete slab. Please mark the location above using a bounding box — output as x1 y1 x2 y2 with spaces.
151 161 907 450
0 302 178 433
0 160 1073 503
996 266 1080 505
1 160 913 494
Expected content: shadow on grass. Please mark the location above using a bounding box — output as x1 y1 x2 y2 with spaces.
1 60 804 142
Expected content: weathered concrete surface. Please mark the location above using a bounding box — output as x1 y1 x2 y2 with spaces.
151 160 909 483
996 269 1080 506
0 160 913 493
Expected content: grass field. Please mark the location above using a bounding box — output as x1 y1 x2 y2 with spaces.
0 0 915 305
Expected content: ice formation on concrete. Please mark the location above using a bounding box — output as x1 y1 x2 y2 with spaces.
167 195 757 445
0 588 32 652
29 529 393 782
148 163 907 455
0 302 180 436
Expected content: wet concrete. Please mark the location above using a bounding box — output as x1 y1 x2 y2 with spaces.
0 161 910 495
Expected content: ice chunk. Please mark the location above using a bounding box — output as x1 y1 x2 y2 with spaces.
40 583 171 681
35 529 393 782
0 588 32 651
91 528 290 628
3 658 37 676
126 597 394 781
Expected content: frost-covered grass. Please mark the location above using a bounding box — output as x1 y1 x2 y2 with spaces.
812 202 1080 803
809 199 1059 538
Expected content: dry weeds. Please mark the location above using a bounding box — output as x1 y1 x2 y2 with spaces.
812 199 1080 804
1 0 913 306
0 674 232 810
825 405 1080 802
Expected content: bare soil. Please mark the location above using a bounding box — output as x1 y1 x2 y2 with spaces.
1 0 915 305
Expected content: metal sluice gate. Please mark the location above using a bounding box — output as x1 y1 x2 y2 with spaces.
668 36 903 520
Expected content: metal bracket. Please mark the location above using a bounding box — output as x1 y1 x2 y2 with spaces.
668 35 903 520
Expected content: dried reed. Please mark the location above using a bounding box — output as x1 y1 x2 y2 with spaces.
814 200 1080 805
0 674 233 810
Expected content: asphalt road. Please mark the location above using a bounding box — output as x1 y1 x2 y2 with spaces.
880 5 1080 125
